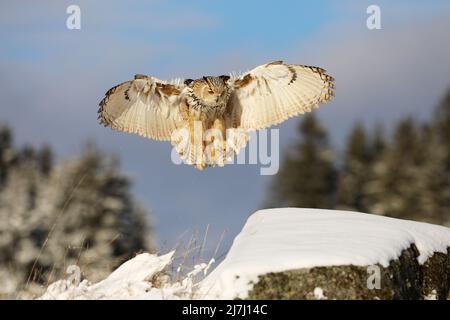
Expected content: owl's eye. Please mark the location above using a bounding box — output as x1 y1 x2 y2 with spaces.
208 89 214 94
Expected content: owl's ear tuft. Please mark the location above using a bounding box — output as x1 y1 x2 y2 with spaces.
220 75 230 82
184 79 194 86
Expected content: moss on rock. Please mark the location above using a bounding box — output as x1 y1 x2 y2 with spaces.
421 247 450 299
246 244 450 300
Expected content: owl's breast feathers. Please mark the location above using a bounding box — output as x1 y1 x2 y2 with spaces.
174 79 241 170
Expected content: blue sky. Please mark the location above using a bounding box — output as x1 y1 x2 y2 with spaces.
1 1 450 257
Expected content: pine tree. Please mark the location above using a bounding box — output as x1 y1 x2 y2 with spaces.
0 162 43 294
0 125 16 187
363 124 387 213
37 145 53 177
336 122 372 212
0 138 153 298
434 89 450 147
29 145 153 284
371 124 387 156
421 89 450 225
267 113 337 208
366 117 426 219
265 88 450 226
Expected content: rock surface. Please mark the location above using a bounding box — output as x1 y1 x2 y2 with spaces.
247 245 450 299
200 208 450 300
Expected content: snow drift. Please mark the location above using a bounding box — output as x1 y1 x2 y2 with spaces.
40 251 213 300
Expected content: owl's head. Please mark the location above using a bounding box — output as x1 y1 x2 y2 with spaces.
185 75 230 105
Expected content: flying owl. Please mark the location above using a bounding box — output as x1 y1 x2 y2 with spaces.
98 61 335 170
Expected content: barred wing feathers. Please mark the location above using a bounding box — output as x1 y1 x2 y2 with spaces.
228 61 335 130
98 75 185 141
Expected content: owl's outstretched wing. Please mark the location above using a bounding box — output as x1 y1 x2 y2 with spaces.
227 61 335 130
98 75 185 141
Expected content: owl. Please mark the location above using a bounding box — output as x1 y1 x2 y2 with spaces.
98 60 335 170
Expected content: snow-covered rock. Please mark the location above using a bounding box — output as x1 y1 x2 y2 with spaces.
199 208 450 299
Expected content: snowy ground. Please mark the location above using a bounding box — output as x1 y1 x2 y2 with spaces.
39 208 450 300
40 251 214 299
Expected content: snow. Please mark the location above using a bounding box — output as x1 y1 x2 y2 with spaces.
199 208 450 299
89 251 174 299
39 251 212 300
313 287 327 300
424 290 438 300
39 208 450 300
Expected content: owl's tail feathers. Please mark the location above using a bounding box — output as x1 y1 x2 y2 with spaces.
171 124 206 170
170 126 250 170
